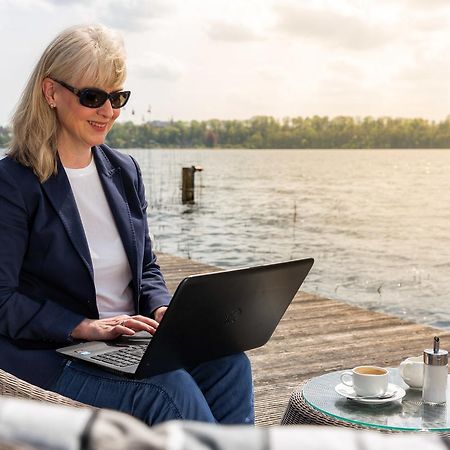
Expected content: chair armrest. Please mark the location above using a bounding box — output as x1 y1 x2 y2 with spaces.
0 369 91 409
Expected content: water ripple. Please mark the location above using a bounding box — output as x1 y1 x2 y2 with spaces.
129 148 450 331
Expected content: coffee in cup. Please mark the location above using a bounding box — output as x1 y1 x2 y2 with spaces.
340 366 389 397
399 356 424 389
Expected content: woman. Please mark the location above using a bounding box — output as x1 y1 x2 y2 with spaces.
0 24 254 425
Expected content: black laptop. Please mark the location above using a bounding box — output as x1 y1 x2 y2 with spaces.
57 258 314 378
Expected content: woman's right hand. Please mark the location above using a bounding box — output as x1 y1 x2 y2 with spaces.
69 315 159 341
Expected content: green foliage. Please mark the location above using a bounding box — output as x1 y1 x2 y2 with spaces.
105 116 450 149
3 116 450 149
0 126 11 147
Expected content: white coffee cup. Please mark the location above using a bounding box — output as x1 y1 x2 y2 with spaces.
340 366 389 397
399 356 424 389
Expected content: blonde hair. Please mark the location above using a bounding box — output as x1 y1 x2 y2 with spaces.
8 24 127 182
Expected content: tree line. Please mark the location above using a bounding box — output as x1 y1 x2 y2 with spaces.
2 116 450 149
104 116 450 149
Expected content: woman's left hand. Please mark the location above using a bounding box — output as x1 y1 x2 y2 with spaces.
70 314 160 341
153 306 168 323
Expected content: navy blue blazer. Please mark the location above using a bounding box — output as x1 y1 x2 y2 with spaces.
0 145 171 388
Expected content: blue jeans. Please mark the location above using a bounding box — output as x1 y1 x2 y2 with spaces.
51 353 254 426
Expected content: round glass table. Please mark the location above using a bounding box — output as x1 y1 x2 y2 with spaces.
282 368 450 433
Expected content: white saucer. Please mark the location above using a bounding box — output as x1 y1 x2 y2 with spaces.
335 383 406 404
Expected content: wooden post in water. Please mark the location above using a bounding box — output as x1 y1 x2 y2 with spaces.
182 165 203 204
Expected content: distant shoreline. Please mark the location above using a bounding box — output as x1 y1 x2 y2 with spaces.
3 147 450 154
2 115 450 149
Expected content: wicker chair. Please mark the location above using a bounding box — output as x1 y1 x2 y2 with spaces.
0 368 90 409
0 369 92 449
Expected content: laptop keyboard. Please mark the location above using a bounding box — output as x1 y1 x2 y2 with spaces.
91 344 147 367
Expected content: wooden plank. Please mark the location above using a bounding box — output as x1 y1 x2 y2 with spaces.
155 253 450 427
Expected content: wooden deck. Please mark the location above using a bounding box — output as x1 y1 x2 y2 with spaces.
156 252 450 427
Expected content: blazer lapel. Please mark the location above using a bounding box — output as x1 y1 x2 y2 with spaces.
93 147 139 293
41 159 94 279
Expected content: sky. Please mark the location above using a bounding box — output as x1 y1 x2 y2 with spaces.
1 0 450 125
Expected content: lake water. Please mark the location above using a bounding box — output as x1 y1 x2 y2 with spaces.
2 147 449 329
127 148 450 330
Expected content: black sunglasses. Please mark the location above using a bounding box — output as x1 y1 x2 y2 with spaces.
50 78 131 109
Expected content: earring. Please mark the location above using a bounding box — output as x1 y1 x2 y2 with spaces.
50 103 56 109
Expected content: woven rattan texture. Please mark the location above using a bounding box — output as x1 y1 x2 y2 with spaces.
0 369 90 409
281 381 370 429
280 380 450 436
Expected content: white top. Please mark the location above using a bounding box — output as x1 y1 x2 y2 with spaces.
65 157 134 318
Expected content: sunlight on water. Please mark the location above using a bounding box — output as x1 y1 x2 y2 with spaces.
127 148 450 330
2 146 449 330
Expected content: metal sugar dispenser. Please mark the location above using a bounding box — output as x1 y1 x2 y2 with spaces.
422 336 448 405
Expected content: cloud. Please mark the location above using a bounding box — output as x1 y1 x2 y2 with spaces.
274 4 395 51
412 16 449 32
43 0 92 5
36 0 174 31
206 20 263 42
327 59 366 80
97 0 174 32
256 66 285 82
130 52 183 81
39 0 173 32
396 59 450 87
404 0 449 9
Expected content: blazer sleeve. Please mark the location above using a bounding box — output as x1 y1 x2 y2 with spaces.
130 156 171 316
0 164 85 344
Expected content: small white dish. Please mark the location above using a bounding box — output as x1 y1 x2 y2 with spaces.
406 386 422 391
335 383 406 404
